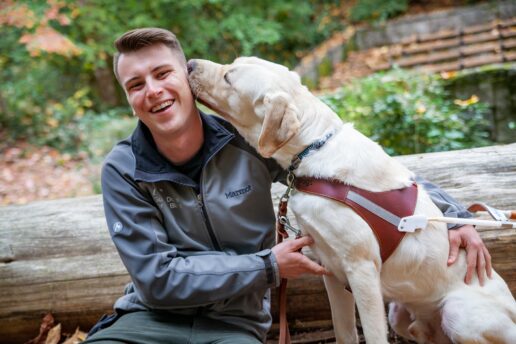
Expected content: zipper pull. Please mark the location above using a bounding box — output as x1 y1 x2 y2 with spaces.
197 193 203 206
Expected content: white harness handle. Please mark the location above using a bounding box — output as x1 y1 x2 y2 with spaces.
399 215 516 233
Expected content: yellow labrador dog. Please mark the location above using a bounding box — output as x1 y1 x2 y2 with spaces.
188 57 516 343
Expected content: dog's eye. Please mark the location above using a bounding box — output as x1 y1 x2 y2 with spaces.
223 73 231 85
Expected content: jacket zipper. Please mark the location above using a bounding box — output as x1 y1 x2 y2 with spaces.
196 191 222 251
194 133 234 252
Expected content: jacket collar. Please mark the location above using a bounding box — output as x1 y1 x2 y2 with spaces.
131 111 234 185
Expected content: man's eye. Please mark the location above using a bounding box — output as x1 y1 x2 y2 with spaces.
158 71 171 78
129 83 143 90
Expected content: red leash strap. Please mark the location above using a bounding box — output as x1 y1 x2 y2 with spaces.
468 202 516 220
276 197 291 344
276 198 290 243
278 278 291 344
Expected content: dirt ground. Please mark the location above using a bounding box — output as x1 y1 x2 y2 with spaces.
0 141 100 206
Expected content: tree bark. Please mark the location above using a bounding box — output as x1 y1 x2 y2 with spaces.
1 143 515 343
93 64 120 107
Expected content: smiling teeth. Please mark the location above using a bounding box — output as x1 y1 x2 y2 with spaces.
152 100 174 112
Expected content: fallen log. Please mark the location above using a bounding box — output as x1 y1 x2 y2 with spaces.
1 143 515 343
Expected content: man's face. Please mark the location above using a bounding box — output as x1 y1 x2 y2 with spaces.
117 43 197 137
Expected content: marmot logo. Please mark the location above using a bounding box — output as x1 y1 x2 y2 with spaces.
225 185 252 199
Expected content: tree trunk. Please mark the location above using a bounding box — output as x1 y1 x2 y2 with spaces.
1 143 515 343
93 64 120 107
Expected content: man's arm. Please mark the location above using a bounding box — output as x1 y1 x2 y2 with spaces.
416 176 492 285
101 159 278 309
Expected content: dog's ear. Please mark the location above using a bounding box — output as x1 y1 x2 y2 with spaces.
257 92 300 158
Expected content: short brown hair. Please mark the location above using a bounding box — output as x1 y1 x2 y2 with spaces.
113 27 187 83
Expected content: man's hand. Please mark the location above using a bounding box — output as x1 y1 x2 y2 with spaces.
272 235 331 279
447 224 492 285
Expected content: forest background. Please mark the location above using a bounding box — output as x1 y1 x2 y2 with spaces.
0 0 493 204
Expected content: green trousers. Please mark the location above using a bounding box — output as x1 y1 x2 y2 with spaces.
82 311 262 344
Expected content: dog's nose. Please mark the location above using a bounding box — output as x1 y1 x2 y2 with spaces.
187 60 197 75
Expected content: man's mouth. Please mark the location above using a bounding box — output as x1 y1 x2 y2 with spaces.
150 99 175 113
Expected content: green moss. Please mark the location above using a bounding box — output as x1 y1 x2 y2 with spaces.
317 57 333 77
342 36 357 62
444 63 516 143
301 76 319 90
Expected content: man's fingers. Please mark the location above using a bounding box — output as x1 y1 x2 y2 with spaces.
447 225 493 286
275 236 331 278
477 250 486 286
483 246 493 279
464 247 477 284
447 235 460 266
300 255 331 275
289 235 314 251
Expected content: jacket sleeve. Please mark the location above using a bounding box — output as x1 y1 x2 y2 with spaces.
101 158 278 310
415 175 472 229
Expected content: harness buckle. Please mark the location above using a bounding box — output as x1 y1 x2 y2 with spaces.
280 171 296 202
279 216 302 238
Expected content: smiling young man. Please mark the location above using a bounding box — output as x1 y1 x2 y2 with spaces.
83 28 329 344
83 28 492 344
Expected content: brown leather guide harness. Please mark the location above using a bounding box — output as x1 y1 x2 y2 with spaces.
294 177 418 262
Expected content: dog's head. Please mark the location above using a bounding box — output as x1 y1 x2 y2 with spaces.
188 57 305 158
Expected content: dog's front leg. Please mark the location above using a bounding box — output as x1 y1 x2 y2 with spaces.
346 260 388 344
324 275 359 344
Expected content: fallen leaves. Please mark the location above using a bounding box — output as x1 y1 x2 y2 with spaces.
316 49 379 92
24 313 86 344
0 141 100 206
62 328 87 344
24 313 55 344
45 323 61 344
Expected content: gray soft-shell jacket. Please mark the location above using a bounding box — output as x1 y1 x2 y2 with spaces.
101 112 471 341
102 113 284 340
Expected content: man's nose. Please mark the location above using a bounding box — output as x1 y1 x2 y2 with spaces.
147 79 163 97
187 60 197 75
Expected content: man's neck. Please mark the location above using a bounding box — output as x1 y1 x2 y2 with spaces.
153 112 204 165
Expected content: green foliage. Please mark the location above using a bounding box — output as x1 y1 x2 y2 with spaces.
349 0 409 24
77 108 137 159
321 68 492 155
301 76 318 91
0 0 345 154
341 36 357 62
318 57 333 77
63 0 345 67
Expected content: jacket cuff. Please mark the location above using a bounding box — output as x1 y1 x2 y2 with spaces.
269 250 281 288
256 249 280 287
445 209 474 229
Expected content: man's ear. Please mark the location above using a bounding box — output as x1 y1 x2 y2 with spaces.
257 92 300 158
